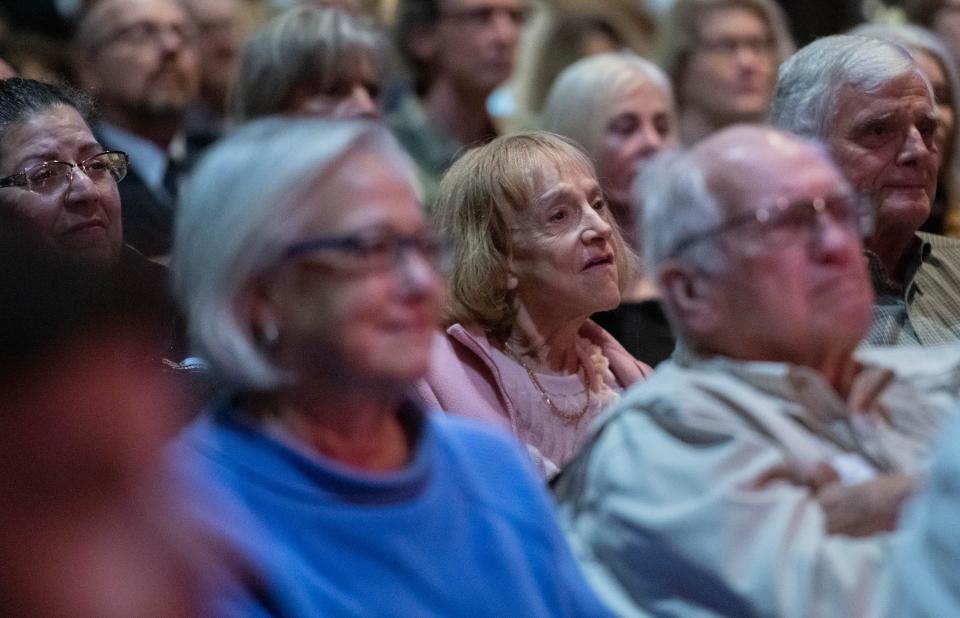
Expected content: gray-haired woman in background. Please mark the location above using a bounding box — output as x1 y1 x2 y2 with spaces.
231 5 386 121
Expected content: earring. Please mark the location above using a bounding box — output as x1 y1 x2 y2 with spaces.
260 320 280 347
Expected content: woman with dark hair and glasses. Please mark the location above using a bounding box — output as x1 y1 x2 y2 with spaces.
0 77 184 363
0 77 127 264
169 117 609 615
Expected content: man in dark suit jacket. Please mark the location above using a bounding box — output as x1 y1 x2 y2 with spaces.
74 0 199 258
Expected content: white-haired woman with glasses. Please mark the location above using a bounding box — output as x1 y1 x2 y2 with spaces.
169 117 610 616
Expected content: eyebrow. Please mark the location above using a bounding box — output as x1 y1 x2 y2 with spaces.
536 182 603 208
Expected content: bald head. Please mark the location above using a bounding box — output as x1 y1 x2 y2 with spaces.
641 123 873 365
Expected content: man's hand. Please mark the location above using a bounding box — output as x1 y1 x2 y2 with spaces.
816 474 917 537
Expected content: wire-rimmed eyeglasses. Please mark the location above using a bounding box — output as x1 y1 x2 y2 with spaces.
284 225 449 275
668 192 875 258
0 151 128 196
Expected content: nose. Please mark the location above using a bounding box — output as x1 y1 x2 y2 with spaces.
898 124 935 166
810 212 860 262
63 166 100 207
394 247 441 298
157 25 187 55
635 123 666 158
346 85 380 120
490 9 521 47
581 205 613 243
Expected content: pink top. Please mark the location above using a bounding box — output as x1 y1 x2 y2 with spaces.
415 321 652 476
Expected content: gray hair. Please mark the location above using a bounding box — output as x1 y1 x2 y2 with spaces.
771 34 928 139
230 5 386 121
541 52 674 159
172 117 413 390
637 150 724 279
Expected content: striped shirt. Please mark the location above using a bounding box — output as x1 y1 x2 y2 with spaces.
865 232 960 346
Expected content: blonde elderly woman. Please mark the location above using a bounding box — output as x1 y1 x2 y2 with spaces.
417 132 652 477
542 52 679 366
169 118 609 615
231 5 385 121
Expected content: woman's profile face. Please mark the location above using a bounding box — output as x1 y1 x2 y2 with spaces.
507 159 621 325
0 105 123 264
270 148 440 388
596 80 677 211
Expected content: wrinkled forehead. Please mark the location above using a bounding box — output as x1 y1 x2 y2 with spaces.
90 0 188 34
509 148 597 213
703 134 844 214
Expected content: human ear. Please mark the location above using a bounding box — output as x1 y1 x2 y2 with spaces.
659 262 719 338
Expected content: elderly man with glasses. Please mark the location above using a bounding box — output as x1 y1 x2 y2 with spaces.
553 125 960 618
772 34 960 346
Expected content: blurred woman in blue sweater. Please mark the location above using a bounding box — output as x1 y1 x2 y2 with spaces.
169 117 610 616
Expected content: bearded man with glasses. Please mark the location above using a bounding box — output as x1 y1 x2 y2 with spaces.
553 125 960 618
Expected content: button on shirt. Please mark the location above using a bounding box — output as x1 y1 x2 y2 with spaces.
865 232 960 346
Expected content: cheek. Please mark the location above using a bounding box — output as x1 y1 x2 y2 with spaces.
6 194 59 232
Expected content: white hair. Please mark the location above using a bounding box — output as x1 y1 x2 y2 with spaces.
637 150 725 278
172 117 414 390
541 51 674 158
771 34 929 139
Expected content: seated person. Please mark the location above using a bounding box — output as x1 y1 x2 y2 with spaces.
772 34 960 345
542 51 680 366
231 4 385 122
0 77 183 362
169 118 610 615
554 125 960 617
416 131 651 477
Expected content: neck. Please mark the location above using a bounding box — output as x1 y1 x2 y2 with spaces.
422 78 496 146
865 229 917 285
679 107 722 146
270 384 410 472
103 107 181 150
814 349 860 399
507 306 585 374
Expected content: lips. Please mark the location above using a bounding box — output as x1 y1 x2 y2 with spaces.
583 253 614 271
65 218 107 235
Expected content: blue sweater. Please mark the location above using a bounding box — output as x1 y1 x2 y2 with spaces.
172 399 610 617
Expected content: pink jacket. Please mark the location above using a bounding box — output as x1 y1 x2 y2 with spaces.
415 321 652 472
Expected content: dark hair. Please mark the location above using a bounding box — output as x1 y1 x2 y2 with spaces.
394 0 441 96
0 77 95 144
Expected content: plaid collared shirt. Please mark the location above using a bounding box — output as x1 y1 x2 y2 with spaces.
865 232 960 346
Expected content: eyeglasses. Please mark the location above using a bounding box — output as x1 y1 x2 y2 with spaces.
668 192 875 258
0 151 128 196
440 5 529 29
696 35 775 58
102 20 197 49
284 226 448 275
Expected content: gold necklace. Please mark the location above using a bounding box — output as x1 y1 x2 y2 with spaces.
504 345 592 427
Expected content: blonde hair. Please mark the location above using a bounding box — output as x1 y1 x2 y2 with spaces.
436 131 636 339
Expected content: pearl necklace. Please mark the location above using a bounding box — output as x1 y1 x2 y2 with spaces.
504 345 592 427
